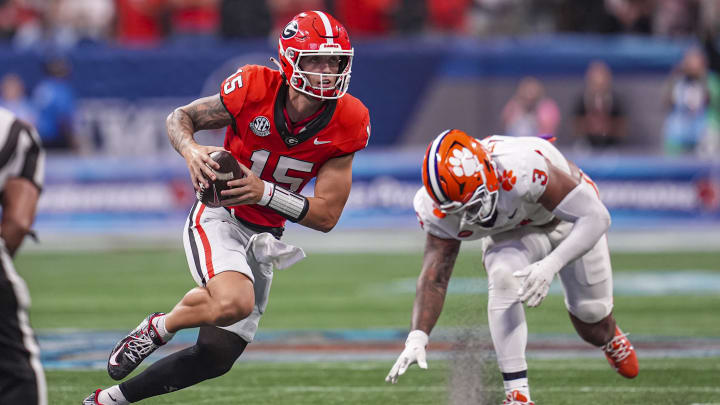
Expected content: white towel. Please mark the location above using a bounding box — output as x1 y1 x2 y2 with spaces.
247 233 306 272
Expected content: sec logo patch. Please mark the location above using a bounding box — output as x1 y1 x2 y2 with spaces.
250 116 271 137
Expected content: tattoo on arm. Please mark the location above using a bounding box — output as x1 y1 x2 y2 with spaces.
166 94 232 155
411 234 461 333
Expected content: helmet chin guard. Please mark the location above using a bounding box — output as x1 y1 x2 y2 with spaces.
278 11 353 100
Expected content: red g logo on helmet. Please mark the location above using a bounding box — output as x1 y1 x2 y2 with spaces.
422 129 500 224
277 11 353 100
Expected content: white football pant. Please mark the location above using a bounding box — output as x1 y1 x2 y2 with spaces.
482 221 613 373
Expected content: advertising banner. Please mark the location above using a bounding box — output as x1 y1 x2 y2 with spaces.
35 153 720 237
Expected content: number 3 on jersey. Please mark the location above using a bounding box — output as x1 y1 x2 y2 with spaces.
532 169 548 185
223 69 243 94
250 150 313 192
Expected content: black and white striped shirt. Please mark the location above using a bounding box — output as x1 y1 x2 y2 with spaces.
0 107 45 191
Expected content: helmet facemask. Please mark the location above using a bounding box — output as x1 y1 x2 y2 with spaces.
281 43 353 100
437 184 499 225
460 185 499 224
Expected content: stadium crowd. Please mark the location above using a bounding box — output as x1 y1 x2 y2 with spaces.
0 0 713 45
0 0 719 157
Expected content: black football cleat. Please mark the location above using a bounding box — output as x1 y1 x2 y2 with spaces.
107 312 167 380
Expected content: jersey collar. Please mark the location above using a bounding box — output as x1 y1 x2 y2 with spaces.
274 82 337 148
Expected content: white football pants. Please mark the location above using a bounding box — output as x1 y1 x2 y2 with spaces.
182 202 304 342
481 221 613 373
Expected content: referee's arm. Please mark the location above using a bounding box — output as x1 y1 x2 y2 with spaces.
0 119 44 258
1 177 40 257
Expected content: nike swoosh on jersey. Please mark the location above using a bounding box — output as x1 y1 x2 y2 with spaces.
508 209 518 219
314 138 331 145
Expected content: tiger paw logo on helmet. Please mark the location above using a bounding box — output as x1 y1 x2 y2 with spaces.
448 147 482 178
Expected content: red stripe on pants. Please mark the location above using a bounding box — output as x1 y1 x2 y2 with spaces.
194 204 215 279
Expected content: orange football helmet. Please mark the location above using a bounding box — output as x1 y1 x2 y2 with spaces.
422 129 500 224
278 11 353 99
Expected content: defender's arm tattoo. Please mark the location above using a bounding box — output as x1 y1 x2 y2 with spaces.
166 94 232 156
411 234 461 333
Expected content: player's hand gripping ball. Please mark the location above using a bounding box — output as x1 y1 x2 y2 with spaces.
196 150 244 208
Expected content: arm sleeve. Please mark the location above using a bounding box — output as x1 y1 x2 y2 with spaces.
543 182 611 271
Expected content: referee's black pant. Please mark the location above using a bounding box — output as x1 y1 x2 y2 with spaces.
0 249 46 405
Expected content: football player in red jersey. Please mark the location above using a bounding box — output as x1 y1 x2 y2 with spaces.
83 11 370 405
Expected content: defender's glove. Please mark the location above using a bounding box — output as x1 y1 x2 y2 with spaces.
385 330 429 384
513 256 563 307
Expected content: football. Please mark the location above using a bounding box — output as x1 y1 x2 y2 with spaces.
196 150 244 208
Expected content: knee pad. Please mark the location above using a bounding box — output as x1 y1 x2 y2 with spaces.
569 299 611 324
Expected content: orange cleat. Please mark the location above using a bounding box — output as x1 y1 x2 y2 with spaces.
603 326 639 378
502 390 535 405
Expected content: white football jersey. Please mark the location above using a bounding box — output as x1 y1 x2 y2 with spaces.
414 136 572 241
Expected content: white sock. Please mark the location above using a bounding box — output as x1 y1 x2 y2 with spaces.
151 314 175 343
98 385 129 405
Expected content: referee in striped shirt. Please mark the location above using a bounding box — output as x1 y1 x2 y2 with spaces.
0 106 46 405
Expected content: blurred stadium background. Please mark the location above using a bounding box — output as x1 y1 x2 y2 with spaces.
1 0 719 404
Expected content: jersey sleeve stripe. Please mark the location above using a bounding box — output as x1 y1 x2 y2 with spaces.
427 129 451 204
314 11 334 44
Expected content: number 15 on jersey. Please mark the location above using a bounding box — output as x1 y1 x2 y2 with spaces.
223 69 244 94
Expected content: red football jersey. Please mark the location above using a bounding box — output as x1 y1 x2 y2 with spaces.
219 65 371 228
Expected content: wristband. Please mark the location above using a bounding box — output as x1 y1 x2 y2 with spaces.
259 181 309 222
257 181 275 206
